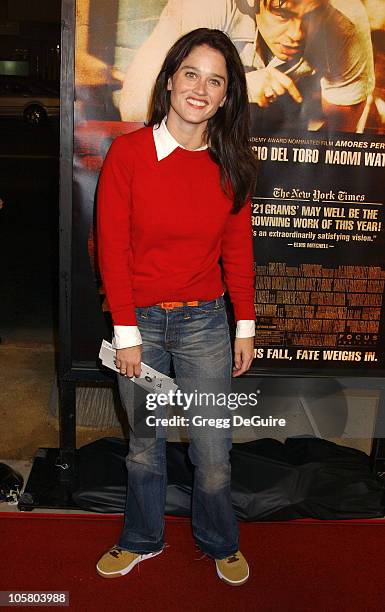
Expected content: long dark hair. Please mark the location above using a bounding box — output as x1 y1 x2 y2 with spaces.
147 28 258 213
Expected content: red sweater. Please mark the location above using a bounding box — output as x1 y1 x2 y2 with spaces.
97 126 255 326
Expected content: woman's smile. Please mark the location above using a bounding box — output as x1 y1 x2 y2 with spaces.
186 97 208 108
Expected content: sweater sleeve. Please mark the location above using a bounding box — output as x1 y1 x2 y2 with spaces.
97 136 137 326
221 200 255 322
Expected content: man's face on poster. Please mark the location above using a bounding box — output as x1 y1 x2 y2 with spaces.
256 0 325 61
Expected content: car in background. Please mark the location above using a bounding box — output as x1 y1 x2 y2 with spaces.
0 78 59 125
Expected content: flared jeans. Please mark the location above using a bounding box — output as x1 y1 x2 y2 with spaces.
117 296 239 559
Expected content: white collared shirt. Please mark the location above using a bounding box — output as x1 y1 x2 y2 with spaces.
113 120 255 349
153 117 208 159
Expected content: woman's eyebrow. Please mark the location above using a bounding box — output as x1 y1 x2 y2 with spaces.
180 64 226 81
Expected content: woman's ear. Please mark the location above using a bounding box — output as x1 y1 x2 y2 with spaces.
219 95 226 108
167 77 173 91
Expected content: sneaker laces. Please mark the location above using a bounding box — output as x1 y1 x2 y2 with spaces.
108 546 124 558
194 545 240 563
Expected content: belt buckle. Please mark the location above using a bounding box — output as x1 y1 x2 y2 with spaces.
158 301 199 309
162 302 179 310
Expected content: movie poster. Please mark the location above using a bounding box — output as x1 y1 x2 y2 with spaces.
72 0 385 373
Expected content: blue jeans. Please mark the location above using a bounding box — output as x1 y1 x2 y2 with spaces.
117 296 239 559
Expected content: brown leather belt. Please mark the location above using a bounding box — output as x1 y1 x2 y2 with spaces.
156 301 199 310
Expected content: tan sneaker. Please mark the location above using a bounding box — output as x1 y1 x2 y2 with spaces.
215 551 249 586
96 545 163 578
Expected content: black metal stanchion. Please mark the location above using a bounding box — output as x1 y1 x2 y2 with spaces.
57 379 77 486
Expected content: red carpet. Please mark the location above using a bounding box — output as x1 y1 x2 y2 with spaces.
1 513 385 612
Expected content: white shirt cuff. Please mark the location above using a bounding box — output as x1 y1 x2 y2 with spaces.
113 326 142 349
236 320 255 338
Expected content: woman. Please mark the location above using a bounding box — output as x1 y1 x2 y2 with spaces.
96 28 257 586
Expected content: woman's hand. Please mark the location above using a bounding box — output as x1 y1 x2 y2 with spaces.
232 337 255 377
115 345 142 378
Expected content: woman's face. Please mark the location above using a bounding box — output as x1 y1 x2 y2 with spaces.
167 44 228 131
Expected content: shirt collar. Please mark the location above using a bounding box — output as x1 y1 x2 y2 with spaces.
153 118 208 161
